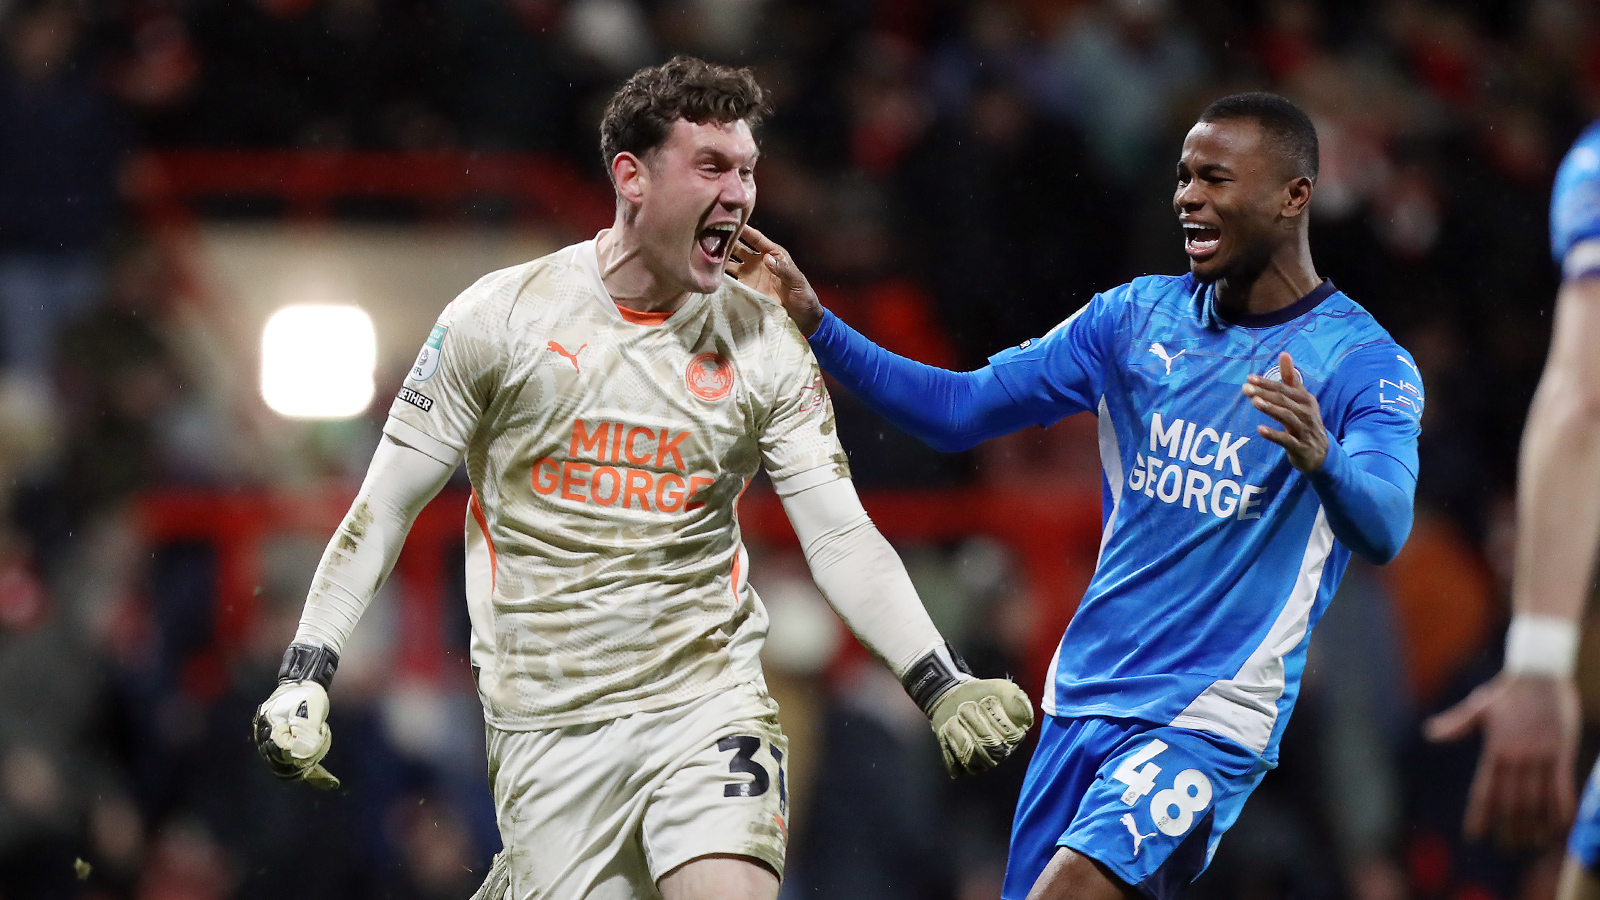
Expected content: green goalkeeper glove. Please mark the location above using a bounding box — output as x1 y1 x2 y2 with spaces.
252 643 341 790
902 643 1035 777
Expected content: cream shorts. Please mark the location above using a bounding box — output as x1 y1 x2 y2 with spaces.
473 683 789 900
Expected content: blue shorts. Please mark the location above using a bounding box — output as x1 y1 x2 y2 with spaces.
1569 756 1600 869
1003 714 1272 900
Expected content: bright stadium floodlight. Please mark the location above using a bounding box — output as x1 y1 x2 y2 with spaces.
261 305 377 419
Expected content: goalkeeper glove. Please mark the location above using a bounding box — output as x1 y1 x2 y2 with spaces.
902 643 1034 777
252 643 341 790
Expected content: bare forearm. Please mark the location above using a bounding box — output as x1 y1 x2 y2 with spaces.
1513 279 1600 625
1513 386 1600 620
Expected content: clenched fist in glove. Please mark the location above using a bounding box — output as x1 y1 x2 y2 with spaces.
253 643 341 790
903 644 1034 777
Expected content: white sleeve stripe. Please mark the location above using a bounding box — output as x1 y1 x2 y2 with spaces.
1565 238 1600 280
383 417 462 467
769 462 847 497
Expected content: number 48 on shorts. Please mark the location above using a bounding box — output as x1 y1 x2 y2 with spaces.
1112 739 1214 838
1032 719 1272 897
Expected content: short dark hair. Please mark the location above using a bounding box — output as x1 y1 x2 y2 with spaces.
599 56 770 174
1198 92 1319 182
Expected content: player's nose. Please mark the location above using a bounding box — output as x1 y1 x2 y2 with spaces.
718 171 754 209
1174 181 1205 213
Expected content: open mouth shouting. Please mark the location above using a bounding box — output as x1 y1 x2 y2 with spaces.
1183 221 1222 260
698 222 739 266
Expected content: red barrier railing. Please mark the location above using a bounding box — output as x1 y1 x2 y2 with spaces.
137 485 1102 696
126 150 614 232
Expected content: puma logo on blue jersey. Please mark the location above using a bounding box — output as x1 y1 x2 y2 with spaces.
1148 342 1186 375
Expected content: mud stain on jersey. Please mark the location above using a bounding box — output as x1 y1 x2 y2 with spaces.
829 452 851 481
347 502 372 539
819 401 837 436
335 502 373 555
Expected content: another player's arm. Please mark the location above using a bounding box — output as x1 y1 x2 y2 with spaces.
780 478 1034 776
253 434 458 789
1425 274 1600 848
1242 351 1417 564
745 261 1035 777
731 227 1072 451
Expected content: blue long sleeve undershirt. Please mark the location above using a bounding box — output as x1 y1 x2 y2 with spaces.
809 310 1030 453
1305 441 1413 564
808 309 1415 565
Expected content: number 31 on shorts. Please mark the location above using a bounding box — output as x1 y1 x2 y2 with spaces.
1112 740 1213 837
717 735 788 814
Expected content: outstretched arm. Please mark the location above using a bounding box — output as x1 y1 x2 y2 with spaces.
292 433 459 651
806 311 1043 452
254 431 458 789
780 478 1034 776
731 226 1096 452
1426 276 1600 848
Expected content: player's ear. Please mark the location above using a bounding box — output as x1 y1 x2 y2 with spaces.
1282 175 1313 220
612 152 648 207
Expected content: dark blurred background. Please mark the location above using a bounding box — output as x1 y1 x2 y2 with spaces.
0 0 1595 898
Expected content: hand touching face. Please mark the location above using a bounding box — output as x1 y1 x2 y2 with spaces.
726 225 825 336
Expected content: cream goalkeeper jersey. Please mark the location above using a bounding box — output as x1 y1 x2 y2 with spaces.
384 238 850 730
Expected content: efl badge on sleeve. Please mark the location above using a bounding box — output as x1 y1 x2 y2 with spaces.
411 324 448 382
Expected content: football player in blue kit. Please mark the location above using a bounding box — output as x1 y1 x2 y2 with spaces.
1426 119 1600 900
729 92 1422 899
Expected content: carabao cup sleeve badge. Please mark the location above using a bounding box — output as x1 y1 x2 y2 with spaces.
411 324 448 382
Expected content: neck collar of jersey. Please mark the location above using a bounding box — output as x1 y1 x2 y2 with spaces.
1206 278 1336 329
580 237 704 328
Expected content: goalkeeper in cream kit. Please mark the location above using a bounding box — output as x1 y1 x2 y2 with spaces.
249 56 1034 900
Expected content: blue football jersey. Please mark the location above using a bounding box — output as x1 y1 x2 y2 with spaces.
988 276 1422 763
1552 119 1600 276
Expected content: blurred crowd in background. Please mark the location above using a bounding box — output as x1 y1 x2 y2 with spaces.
2 0 1598 898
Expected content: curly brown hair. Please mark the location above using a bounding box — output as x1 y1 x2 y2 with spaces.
599 56 770 175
